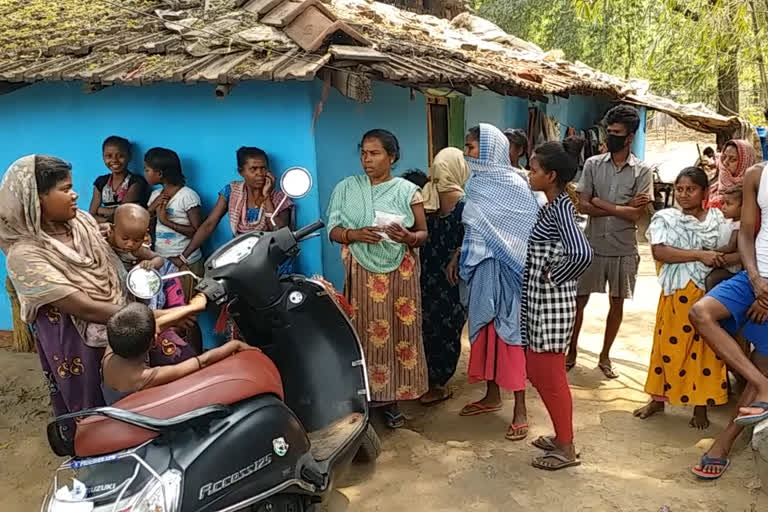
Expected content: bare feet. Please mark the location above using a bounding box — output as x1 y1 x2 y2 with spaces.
689 405 710 430
633 400 664 419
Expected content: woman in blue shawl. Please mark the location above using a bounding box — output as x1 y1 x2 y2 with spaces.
457 124 540 442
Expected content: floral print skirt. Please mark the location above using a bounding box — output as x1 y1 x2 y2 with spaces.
34 306 105 416
342 246 428 402
34 305 199 417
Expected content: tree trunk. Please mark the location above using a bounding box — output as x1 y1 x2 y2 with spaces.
625 31 632 80
716 45 739 147
717 47 739 116
717 0 740 118
764 0 768 24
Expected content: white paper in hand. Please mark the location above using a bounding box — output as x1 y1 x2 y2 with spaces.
373 211 406 242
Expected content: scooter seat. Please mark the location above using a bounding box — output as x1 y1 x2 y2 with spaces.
74 350 283 458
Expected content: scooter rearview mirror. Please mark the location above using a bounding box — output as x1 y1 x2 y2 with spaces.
281 167 312 199
126 267 163 300
271 167 312 227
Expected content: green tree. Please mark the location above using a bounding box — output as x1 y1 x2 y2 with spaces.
473 0 765 120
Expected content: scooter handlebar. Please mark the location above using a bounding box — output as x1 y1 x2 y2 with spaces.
293 220 325 241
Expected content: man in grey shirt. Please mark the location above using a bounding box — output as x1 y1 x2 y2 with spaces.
566 105 654 379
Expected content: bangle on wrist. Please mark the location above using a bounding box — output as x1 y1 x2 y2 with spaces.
178 254 189 265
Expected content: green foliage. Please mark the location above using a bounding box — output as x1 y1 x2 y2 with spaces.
472 0 766 118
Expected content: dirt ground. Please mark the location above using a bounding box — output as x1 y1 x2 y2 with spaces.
1 250 766 512
644 127 716 185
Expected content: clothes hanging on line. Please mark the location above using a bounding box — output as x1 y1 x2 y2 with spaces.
527 107 561 153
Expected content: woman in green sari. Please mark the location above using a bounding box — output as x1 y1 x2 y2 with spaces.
327 129 429 428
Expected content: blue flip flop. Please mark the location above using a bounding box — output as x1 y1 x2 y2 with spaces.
733 401 768 426
384 409 405 429
691 454 730 480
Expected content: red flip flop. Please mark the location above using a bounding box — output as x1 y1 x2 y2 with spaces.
459 402 502 417
691 454 730 480
505 423 529 441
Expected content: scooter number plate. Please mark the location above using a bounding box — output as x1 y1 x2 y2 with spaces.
51 499 94 512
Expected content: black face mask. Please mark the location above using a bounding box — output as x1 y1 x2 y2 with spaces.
606 134 628 153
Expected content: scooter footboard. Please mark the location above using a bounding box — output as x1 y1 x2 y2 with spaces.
234 277 368 434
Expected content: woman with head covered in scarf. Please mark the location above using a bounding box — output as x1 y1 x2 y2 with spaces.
417 148 470 405
0 155 125 415
457 124 540 442
706 139 757 210
0 156 191 416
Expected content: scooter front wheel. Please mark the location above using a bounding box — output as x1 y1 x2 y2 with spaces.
355 424 381 463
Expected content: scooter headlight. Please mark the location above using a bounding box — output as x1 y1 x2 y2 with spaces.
127 469 182 512
45 469 183 512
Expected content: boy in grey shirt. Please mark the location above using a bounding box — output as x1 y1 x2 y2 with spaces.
566 105 653 379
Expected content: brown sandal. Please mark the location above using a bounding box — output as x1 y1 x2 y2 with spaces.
598 362 619 379
420 387 453 407
459 402 502 417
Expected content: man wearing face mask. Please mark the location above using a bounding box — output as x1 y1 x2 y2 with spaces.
566 105 653 379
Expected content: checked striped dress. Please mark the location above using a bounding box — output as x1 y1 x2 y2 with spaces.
460 123 539 391
521 193 593 352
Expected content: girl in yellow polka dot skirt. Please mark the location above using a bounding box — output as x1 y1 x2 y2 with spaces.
634 167 728 429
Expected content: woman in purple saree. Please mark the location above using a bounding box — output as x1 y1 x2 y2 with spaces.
0 155 193 416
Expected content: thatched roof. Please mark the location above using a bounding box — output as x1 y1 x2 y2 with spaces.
0 0 746 134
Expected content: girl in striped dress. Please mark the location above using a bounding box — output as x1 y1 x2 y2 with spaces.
522 142 593 470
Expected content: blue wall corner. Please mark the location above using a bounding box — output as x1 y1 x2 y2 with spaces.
313 81 428 290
